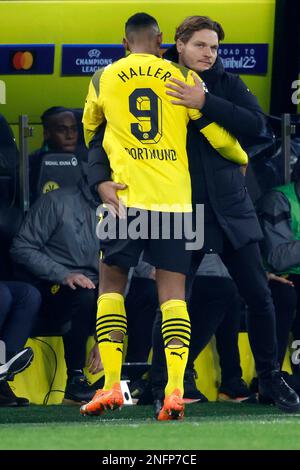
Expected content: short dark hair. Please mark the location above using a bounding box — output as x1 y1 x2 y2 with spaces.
41 106 74 129
125 12 160 36
175 16 225 43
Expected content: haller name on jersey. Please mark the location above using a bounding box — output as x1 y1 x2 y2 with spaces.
118 65 172 83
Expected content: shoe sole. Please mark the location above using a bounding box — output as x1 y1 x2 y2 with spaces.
218 393 258 404
80 406 103 416
157 409 184 421
170 409 184 419
0 352 34 382
80 404 123 416
80 397 123 416
258 394 300 413
157 402 185 421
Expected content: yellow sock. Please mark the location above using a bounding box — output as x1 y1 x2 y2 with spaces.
161 299 191 397
96 293 127 390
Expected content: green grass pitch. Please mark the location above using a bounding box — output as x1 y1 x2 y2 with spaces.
0 403 300 450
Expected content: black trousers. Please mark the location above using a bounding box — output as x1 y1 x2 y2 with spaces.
289 275 300 343
125 277 158 363
0 281 41 357
191 239 279 377
35 282 97 372
269 274 300 369
151 275 243 398
151 239 279 398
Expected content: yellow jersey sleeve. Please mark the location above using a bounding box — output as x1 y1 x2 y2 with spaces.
199 122 248 165
82 69 106 146
184 70 248 165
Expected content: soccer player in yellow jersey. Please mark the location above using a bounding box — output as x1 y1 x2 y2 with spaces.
80 13 247 420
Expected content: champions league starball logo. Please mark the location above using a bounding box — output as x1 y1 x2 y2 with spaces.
88 49 101 59
291 340 300 365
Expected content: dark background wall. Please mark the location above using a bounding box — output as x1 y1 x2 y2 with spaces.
270 0 300 115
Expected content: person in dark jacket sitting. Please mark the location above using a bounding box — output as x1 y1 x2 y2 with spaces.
257 157 300 389
29 107 79 203
0 281 39 406
10 170 101 404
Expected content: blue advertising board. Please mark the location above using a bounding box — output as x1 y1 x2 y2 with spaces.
218 44 268 74
60 43 268 76
0 45 55 74
61 45 125 75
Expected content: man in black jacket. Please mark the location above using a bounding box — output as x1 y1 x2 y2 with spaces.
87 16 300 413
155 15 299 412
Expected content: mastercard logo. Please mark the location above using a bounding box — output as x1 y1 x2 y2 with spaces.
12 51 34 70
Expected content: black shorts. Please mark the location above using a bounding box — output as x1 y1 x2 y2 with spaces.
97 207 194 275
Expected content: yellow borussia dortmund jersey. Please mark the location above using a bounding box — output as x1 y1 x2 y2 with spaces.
83 53 247 212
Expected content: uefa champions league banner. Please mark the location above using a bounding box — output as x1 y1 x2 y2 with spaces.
61 45 125 75
61 44 269 76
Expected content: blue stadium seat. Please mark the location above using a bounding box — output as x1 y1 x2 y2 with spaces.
35 152 83 199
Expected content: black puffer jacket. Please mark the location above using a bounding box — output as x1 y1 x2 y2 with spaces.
164 46 264 251
10 179 99 284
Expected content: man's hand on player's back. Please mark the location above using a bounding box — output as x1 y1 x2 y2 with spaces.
97 181 127 218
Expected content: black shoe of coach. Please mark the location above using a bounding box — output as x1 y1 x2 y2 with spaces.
63 375 95 404
258 371 300 413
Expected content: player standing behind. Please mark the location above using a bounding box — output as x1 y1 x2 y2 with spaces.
80 12 247 421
